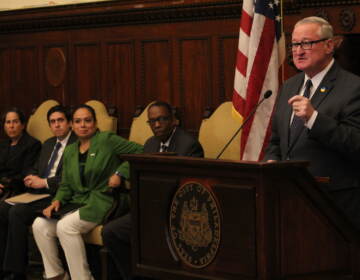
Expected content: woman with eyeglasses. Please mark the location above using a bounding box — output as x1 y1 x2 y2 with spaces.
32 104 143 280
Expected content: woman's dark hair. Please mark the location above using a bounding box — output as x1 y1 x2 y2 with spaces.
72 104 97 122
2 107 26 125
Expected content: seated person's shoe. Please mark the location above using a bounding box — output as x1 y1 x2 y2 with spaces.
45 272 69 280
3 273 26 280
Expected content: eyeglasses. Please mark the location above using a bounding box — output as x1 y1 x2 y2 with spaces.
147 116 171 125
289 38 329 51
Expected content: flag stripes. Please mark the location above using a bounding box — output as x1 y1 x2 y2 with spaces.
232 0 283 161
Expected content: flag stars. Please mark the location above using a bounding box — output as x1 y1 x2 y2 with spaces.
268 0 280 10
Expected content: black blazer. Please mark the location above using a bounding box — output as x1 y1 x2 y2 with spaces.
144 127 204 157
0 131 41 194
28 131 77 195
265 62 360 191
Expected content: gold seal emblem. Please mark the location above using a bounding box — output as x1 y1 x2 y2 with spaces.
169 180 221 268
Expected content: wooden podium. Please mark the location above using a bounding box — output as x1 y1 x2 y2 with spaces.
123 155 360 280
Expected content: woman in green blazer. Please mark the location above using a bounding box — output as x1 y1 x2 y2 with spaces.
32 104 143 280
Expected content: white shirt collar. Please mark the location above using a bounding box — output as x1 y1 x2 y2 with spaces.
57 130 72 146
160 127 177 150
304 58 334 98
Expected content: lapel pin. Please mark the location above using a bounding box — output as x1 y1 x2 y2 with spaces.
90 153 96 157
320 86 327 93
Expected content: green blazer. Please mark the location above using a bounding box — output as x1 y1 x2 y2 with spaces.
54 131 143 223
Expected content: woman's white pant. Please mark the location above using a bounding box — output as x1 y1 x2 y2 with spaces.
32 210 97 280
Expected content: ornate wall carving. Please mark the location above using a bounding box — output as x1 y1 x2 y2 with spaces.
0 1 241 34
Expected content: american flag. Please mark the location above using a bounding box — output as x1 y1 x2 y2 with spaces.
232 0 284 161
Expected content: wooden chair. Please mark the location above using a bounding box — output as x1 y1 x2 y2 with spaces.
82 99 120 245
85 100 117 132
27 100 60 143
198 102 241 160
128 102 154 145
82 186 131 280
81 100 122 280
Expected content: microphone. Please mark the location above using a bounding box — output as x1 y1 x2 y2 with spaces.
216 90 273 159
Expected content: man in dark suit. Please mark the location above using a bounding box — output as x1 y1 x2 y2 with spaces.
143 101 203 156
265 17 360 229
0 105 76 280
102 101 203 280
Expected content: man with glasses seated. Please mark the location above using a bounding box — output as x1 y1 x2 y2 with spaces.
102 101 203 280
265 16 360 230
143 101 204 156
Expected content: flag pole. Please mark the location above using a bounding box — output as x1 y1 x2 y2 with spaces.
280 0 285 83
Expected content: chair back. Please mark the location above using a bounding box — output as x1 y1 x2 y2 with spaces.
85 100 117 132
128 102 154 145
198 102 241 160
27 100 60 143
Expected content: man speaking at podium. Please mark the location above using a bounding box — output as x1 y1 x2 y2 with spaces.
264 17 360 229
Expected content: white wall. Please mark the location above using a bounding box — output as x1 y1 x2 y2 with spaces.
0 0 111 11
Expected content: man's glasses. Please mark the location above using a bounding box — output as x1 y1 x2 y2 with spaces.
289 38 329 51
147 116 171 125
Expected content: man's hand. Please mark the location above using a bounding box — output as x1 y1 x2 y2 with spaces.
108 174 121 188
24 175 47 189
43 200 60 218
0 183 4 194
288 95 315 121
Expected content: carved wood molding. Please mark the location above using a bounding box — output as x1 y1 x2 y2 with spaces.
0 1 241 34
300 0 360 7
218 37 226 102
45 48 66 87
285 0 360 13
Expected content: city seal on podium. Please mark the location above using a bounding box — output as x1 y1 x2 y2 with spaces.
169 180 221 268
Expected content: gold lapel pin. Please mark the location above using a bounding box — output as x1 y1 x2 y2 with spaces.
320 86 327 93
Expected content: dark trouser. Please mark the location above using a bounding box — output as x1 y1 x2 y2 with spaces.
327 188 360 231
0 197 52 274
0 201 12 273
102 213 132 280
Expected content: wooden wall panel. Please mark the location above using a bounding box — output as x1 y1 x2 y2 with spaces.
0 48 11 114
12 47 40 116
0 0 240 136
43 46 68 104
219 36 238 102
179 38 212 133
105 41 136 135
1 0 359 137
72 43 101 104
141 40 172 103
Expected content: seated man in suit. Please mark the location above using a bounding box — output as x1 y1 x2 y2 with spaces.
264 17 360 230
143 101 204 156
0 105 76 280
102 101 204 280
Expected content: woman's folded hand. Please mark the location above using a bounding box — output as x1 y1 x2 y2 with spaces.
43 200 61 218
